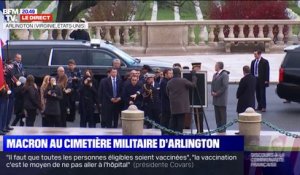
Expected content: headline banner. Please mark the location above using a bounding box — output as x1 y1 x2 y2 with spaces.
3 135 244 152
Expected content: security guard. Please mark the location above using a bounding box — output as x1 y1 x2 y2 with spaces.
191 62 204 133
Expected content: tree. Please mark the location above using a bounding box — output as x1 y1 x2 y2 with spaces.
209 1 288 19
56 0 98 22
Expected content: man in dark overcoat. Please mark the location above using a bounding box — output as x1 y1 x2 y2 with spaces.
166 68 196 134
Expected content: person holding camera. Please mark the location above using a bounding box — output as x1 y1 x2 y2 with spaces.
44 77 63 127
66 59 82 122
79 69 99 128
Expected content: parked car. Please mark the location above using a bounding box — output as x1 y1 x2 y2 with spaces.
1 40 171 84
276 45 300 102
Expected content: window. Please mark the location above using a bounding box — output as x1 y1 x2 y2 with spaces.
90 51 114 66
51 49 87 65
285 52 300 68
8 49 48 66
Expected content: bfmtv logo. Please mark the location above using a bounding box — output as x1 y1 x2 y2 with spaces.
3 9 37 23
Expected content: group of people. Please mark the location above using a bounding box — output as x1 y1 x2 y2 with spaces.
0 49 270 135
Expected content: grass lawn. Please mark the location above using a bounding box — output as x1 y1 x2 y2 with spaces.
157 3 174 20
135 1 153 21
20 1 31 9
180 1 197 20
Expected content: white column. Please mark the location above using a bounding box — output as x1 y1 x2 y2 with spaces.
208 25 215 45
198 25 206 45
123 26 130 46
47 29 53 40
218 25 225 43
238 25 245 38
287 24 294 45
188 25 196 46
248 25 255 38
105 26 111 41
96 27 101 39
277 25 284 45
228 25 235 38
28 30 34 40
57 30 63 40
134 26 140 46
114 26 121 46
258 24 264 38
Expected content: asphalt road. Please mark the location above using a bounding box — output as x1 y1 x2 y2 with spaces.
15 84 299 132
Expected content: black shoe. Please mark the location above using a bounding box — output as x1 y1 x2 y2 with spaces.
255 108 262 111
235 132 240 135
7 127 14 130
0 130 6 135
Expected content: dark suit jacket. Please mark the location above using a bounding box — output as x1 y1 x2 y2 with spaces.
12 61 25 78
250 57 270 86
160 78 171 114
23 86 41 111
236 74 256 113
102 76 123 119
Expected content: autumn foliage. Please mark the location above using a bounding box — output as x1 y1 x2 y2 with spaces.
209 1 288 19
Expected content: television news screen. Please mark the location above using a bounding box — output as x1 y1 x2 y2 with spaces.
1 1 300 175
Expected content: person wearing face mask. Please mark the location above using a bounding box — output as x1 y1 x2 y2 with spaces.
44 77 63 127
79 69 99 128
22 75 41 127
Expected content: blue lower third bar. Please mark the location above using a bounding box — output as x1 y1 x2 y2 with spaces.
3 135 244 152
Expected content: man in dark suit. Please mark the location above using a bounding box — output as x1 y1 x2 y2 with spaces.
102 68 122 128
236 66 256 114
250 50 270 112
160 68 173 135
166 68 196 134
12 53 25 78
211 62 229 134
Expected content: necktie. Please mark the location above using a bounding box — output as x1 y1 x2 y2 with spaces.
113 78 117 98
254 60 259 77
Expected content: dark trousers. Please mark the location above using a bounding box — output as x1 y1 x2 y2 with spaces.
160 112 171 135
169 113 185 134
80 106 96 128
25 109 37 127
214 106 227 133
6 97 14 129
256 80 267 109
45 115 61 127
11 113 25 126
60 101 67 127
101 103 120 128
0 97 8 131
194 108 204 133
144 103 160 128
67 93 76 122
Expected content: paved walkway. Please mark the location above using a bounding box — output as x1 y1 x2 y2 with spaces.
140 53 285 83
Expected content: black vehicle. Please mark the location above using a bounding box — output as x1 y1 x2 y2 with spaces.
1 40 171 84
276 45 300 102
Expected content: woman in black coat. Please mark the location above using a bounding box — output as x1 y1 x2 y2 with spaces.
79 69 99 128
23 75 41 127
44 77 63 127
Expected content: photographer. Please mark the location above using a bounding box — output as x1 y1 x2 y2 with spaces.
79 69 99 128
66 59 82 122
44 77 63 127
